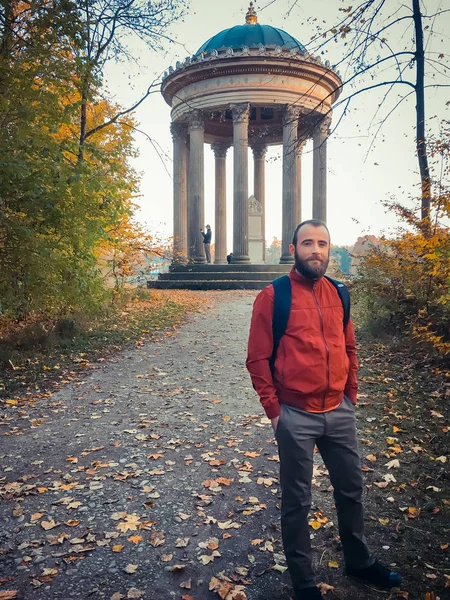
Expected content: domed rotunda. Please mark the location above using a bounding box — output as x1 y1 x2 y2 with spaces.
157 3 342 285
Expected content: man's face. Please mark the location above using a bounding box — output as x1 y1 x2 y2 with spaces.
289 224 330 279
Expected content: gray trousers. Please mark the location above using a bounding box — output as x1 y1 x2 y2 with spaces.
276 396 373 591
204 243 211 263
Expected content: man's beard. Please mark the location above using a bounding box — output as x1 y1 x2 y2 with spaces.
294 249 329 279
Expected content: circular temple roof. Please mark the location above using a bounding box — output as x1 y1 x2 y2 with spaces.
197 23 306 55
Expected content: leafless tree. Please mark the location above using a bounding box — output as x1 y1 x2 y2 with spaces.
283 0 450 226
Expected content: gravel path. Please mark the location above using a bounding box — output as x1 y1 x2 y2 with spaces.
0 293 431 600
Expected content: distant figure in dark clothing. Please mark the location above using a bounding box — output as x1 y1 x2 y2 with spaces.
227 252 233 264
201 224 212 263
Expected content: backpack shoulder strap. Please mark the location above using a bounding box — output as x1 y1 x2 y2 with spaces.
324 276 351 328
270 275 292 374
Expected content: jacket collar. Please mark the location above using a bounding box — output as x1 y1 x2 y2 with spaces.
290 266 323 288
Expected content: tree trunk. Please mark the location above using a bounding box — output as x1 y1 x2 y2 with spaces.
0 0 16 89
412 0 430 225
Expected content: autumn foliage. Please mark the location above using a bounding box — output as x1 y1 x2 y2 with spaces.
354 191 450 355
0 0 175 319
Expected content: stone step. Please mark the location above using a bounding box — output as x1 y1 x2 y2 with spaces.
158 270 283 281
169 263 291 273
147 280 270 290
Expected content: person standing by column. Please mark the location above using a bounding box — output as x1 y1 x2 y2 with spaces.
246 220 402 600
201 224 212 263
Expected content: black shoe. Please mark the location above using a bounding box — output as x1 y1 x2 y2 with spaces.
294 586 324 600
346 559 402 589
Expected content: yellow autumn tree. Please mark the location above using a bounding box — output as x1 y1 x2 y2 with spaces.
354 182 450 355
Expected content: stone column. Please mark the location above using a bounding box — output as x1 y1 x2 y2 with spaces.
294 140 307 228
280 105 301 263
252 144 267 262
170 122 188 264
313 116 331 223
188 110 205 263
211 143 229 265
231 103 251 263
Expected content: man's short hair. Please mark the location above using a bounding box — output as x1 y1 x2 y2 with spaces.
206 224 211 228
292 219 330 246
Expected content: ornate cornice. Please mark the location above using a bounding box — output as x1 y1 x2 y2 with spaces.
231 103 250 124
162 59 342 108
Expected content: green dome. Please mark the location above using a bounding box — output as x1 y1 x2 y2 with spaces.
197 23 306 55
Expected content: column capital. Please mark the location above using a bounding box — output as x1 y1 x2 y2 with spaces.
296 139 307 155
282 105 302 126
188 110 204 131
211 142 230 159
231 103 250 124
251 144 268 160
170 121 188 141
317 114 332 136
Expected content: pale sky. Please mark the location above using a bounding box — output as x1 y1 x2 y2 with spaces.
105 0 449 248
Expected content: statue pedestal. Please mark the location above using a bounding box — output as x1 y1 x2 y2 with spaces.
248 195 264 264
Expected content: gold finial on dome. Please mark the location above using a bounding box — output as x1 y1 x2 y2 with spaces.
245 2 258 24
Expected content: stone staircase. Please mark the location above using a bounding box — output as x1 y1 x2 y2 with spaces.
147 263 292 290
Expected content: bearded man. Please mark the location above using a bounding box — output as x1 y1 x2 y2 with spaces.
246 220 402 600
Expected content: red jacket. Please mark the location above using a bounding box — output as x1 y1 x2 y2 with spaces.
246 268 358 419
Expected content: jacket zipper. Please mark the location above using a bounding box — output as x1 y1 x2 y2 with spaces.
312 282 330 409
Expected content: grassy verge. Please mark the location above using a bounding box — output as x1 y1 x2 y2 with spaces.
0 289 212 400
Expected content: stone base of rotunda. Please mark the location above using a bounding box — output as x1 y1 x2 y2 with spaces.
147 263 291 290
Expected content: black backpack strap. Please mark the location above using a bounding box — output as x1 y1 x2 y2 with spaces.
324 276 351 328
270 275 292 375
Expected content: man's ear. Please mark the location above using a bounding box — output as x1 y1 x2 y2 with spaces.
289 243 295 257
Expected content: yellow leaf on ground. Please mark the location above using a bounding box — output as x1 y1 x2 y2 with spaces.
328 561 339 569
112 545 124 553
128 535 142 545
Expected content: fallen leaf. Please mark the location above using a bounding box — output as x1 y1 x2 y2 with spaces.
168 564 186 572
123 564 138 574
160 554 173 562
273 564 288 573
128 535 143 545
127 589 144 599
0 594 18 600
149 531 165 547
317 582 335 595
112 545 124 553
41 519 59 530
64 520 80 527
180 578 192 589
328 561 339 568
